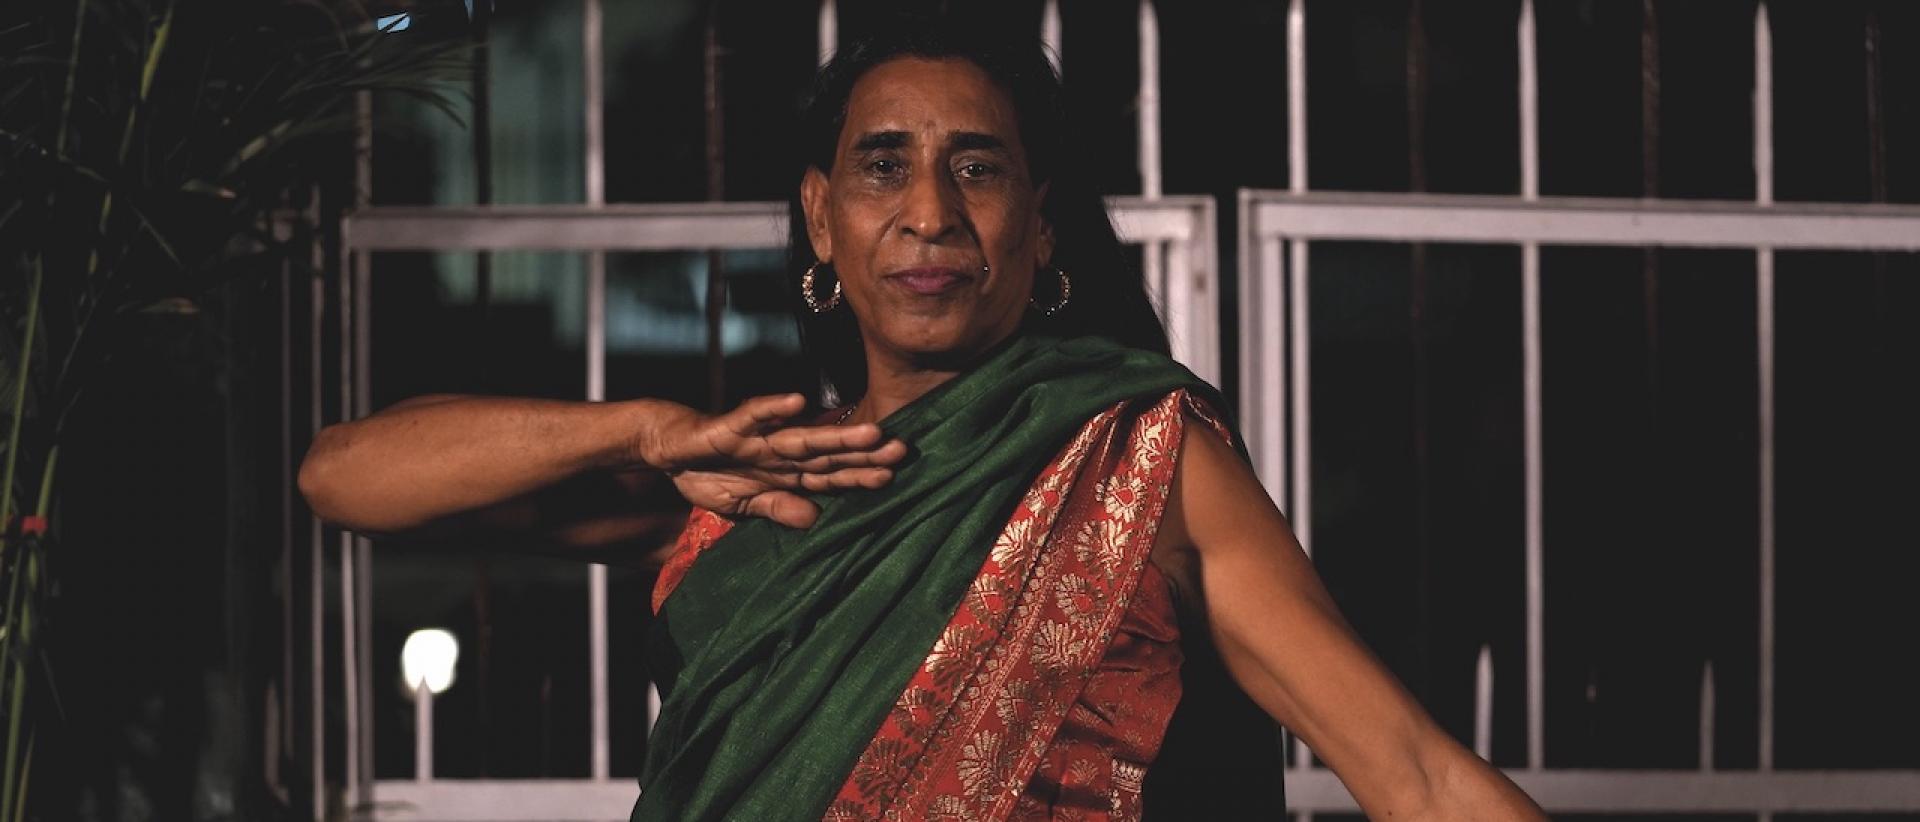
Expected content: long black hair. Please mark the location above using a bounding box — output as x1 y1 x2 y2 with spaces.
785 18 1170 403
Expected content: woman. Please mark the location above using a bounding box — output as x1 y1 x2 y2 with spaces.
299 23 1544 822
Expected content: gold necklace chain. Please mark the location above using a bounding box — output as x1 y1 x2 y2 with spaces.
834 402 859 425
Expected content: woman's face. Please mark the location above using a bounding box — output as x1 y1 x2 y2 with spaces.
801 56 1053 373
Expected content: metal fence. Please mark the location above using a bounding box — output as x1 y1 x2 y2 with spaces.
1245 1 1920 817
291 1 1920 819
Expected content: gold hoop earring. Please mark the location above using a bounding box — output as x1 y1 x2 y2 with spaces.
1031 267 1071 316
801 261 842 313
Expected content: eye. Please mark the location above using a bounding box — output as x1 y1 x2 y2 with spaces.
866 158 903 177
955 161 997 180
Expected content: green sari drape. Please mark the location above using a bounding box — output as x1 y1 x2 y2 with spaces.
633 334 1221 822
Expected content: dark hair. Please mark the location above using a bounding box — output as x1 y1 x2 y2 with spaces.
785 18 1170 403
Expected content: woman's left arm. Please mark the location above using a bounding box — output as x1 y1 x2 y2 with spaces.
1156 419 1545 821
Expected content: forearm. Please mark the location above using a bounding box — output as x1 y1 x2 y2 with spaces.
298 394 676 535
1170 420 1544 820
1399 740 1544 822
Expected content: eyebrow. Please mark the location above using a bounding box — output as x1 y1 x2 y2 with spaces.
851 131 909 152
847 130 1011 153
951 131 1008 152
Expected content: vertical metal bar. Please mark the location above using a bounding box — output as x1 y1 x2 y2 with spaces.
1167 240 1192 366
1753 2 1776 791
1042 0 1062 76
1289 235 1312 779
1137 0 1164 354
1261 236 1286 509
1521 253 1544 773
1286 241 1312 559
1699 660 1715 771
588 563 609 780
1518 0 1545 773
1287 0 1307 195
1192 203 1221 388
1475 644 1494 760
1138 0 1162 200
341 526 360 802
583 0 612 784
1756 2 1773 211
585 0 605 210
339 266 360 813
1240 188 1278 503
415 684 433 782
353 265 375 803
1286 0 1311 780
817 0 836 66
1520 0 1539 202
279 215 296 784
339 128 360 810
307 204 326 822
352 73 376 802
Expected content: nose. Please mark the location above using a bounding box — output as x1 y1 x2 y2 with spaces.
898 166 961 243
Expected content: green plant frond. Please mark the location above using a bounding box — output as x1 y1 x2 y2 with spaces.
138 6 174 98
177 178 234 200
216 119 293 180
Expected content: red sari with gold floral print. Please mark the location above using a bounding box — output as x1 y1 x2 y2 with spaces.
653 391 1235 821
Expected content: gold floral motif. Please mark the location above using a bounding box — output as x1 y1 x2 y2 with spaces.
1109 758 1148 822
958 730 1004 798
1030 619 1088 677
928 794 974 821
928 625 986 689
993 678 1037 728
1051 574 1098 623
851 739 911 795
991 516 1034 567
823 798 870 821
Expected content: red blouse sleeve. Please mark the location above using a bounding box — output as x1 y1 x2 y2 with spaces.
651 507 736 614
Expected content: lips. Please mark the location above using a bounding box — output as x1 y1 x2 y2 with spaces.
885 266 975 296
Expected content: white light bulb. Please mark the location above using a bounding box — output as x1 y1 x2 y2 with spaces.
401 628 459 696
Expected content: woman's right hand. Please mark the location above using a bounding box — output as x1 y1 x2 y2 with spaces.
638 393 907 529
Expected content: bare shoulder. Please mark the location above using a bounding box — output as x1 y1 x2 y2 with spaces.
1150 408 1285 617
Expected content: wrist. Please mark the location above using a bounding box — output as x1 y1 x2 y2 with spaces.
607 398 689 471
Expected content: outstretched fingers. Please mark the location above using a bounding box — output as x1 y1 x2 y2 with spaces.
777 438 909 473
796 466 894 493
724 393 810 437
759 422 896 465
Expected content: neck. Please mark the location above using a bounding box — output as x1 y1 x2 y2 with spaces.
845 331 1027 425
846 355 963 426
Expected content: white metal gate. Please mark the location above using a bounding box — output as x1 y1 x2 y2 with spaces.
1241 0 1920 816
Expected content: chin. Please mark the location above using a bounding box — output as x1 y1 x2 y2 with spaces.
880 320 1004 365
